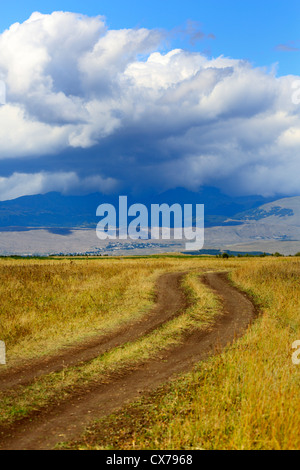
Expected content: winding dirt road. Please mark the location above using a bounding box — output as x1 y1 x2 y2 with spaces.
0 271 257 450
0 272 188 392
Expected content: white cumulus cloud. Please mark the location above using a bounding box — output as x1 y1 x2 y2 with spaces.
0 11 299 199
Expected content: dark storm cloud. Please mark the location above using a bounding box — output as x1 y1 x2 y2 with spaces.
0 12 300 200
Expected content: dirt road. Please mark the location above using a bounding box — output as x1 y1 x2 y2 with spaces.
0 272 189 392
0 272 257 450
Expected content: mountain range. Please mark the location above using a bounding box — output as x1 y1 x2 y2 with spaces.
0 187 277 229
0 188 299 255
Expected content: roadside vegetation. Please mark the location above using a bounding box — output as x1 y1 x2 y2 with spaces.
0 268 219 426
0 256 231 363
0 256 299 449
63 258 300 450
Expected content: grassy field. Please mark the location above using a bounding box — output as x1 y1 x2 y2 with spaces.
0 270 220 426
64 257 300 450
0 256 230 363
0 256 299 449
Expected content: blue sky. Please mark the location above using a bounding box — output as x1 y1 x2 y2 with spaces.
0 2 299 201
0 0 299 76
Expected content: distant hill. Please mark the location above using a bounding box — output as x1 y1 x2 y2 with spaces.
0 194 299 256
203 196 300 255
232 196 300 227
0 187 277 229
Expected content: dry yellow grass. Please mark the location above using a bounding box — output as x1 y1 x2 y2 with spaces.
1 256 299 449
0 258 172 361
63 257 300 450
0 271 219 426
0 257 230 363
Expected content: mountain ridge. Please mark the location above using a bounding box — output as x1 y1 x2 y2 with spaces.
0 187 280 229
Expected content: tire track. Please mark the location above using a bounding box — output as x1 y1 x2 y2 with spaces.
0 272 257 450
0 272 189 391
